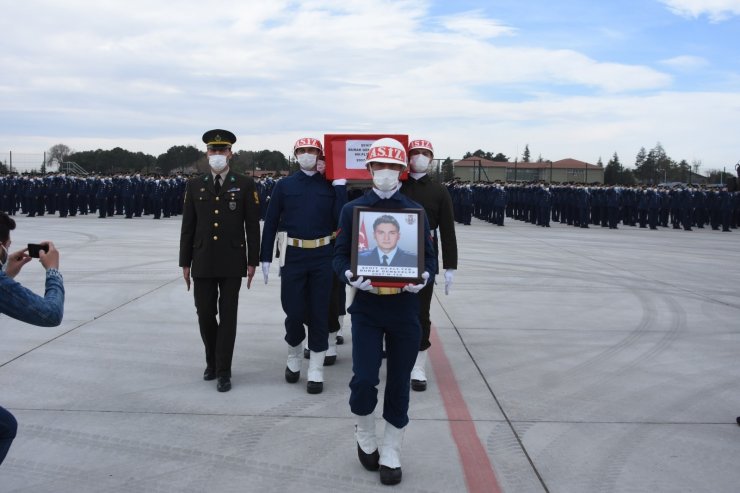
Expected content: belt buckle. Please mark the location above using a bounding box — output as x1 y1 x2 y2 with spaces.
376 287 401 295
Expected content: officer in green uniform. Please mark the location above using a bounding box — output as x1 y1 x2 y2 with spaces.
179 129 261 392
400 139 458 391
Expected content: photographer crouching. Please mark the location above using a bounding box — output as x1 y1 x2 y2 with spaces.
0 211 65 466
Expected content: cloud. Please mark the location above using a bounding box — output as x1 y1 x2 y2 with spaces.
659 0 740 21
660 55 710 71
0 0 736 170
439 11 517 38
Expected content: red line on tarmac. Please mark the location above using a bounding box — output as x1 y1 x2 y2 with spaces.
429 325 503 493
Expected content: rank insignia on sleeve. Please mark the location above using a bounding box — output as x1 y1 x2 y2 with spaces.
253 191 260 204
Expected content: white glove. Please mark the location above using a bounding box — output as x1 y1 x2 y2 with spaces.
261 262 270 284
345 270 373 291
332 178 347 186
444 269 455 295
403 272 430 293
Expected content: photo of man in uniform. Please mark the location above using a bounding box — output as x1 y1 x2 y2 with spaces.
358 214 417 267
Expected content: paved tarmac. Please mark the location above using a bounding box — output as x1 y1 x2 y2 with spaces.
1 212 739 493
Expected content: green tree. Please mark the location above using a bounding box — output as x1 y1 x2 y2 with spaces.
604 152 636 185
604 153 620 185
491 153 509 162
522 144 530 163
68 148 158 174
442 157 454 181
706 169 727 184
634 145 670 184
674 159 686 183
157 145 202 174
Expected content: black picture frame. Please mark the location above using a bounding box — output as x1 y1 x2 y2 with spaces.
350 206 425 287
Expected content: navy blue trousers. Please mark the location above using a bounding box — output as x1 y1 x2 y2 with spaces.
349 291 421 429
0 406 17 465
280 251 332 352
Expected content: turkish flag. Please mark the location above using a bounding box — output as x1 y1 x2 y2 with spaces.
358 219 369 251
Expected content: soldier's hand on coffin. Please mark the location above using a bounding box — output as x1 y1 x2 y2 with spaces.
332 179 347 186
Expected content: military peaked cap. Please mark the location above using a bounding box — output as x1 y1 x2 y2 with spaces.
202 129 236 149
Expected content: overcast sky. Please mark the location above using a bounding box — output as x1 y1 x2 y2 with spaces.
1 0 739 172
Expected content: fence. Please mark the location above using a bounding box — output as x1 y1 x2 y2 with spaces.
0 152 49 173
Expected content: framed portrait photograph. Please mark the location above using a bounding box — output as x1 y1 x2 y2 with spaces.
350 206 425 287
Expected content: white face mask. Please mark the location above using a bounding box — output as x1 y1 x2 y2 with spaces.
371 169 400 192
296 153 317 170
409 155 431 173
208 154 228 173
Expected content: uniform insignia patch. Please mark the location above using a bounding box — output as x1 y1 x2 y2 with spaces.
253 191 260 204
227 187 240 192
229 201 237 211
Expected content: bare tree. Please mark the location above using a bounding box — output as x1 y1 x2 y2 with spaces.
48 144 73 169
691 159 702 176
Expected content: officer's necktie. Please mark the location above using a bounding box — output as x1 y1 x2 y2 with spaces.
214 174 221 194
381 255 388 266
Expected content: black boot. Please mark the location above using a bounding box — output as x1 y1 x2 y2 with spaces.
357 443 379 471
380 466 402 485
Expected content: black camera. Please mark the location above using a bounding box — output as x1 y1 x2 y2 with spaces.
28 243 49 258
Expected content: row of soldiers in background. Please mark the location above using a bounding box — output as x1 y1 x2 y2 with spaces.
449 181 739 232
0 173 187 219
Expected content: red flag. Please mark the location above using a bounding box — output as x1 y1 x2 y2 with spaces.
358 219 369 251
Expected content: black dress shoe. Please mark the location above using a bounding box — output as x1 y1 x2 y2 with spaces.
217 376 231 392
203 368 216 381
357 443 379 471
379 465 402 485
307 380 323 394
304 348 310 359
336 335 344 345
411 379 427 392
285 366 299 383
323 354 336 366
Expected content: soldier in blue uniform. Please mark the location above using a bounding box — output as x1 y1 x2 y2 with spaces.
536 184 552 227
680 187 694 231
132 174 144 217
334 138 436 485
719 186 733 232
77 176 89 215
493 183 507 226
260 137 347 394
606 186 621 229
96 177 111 218
647 188 661 230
